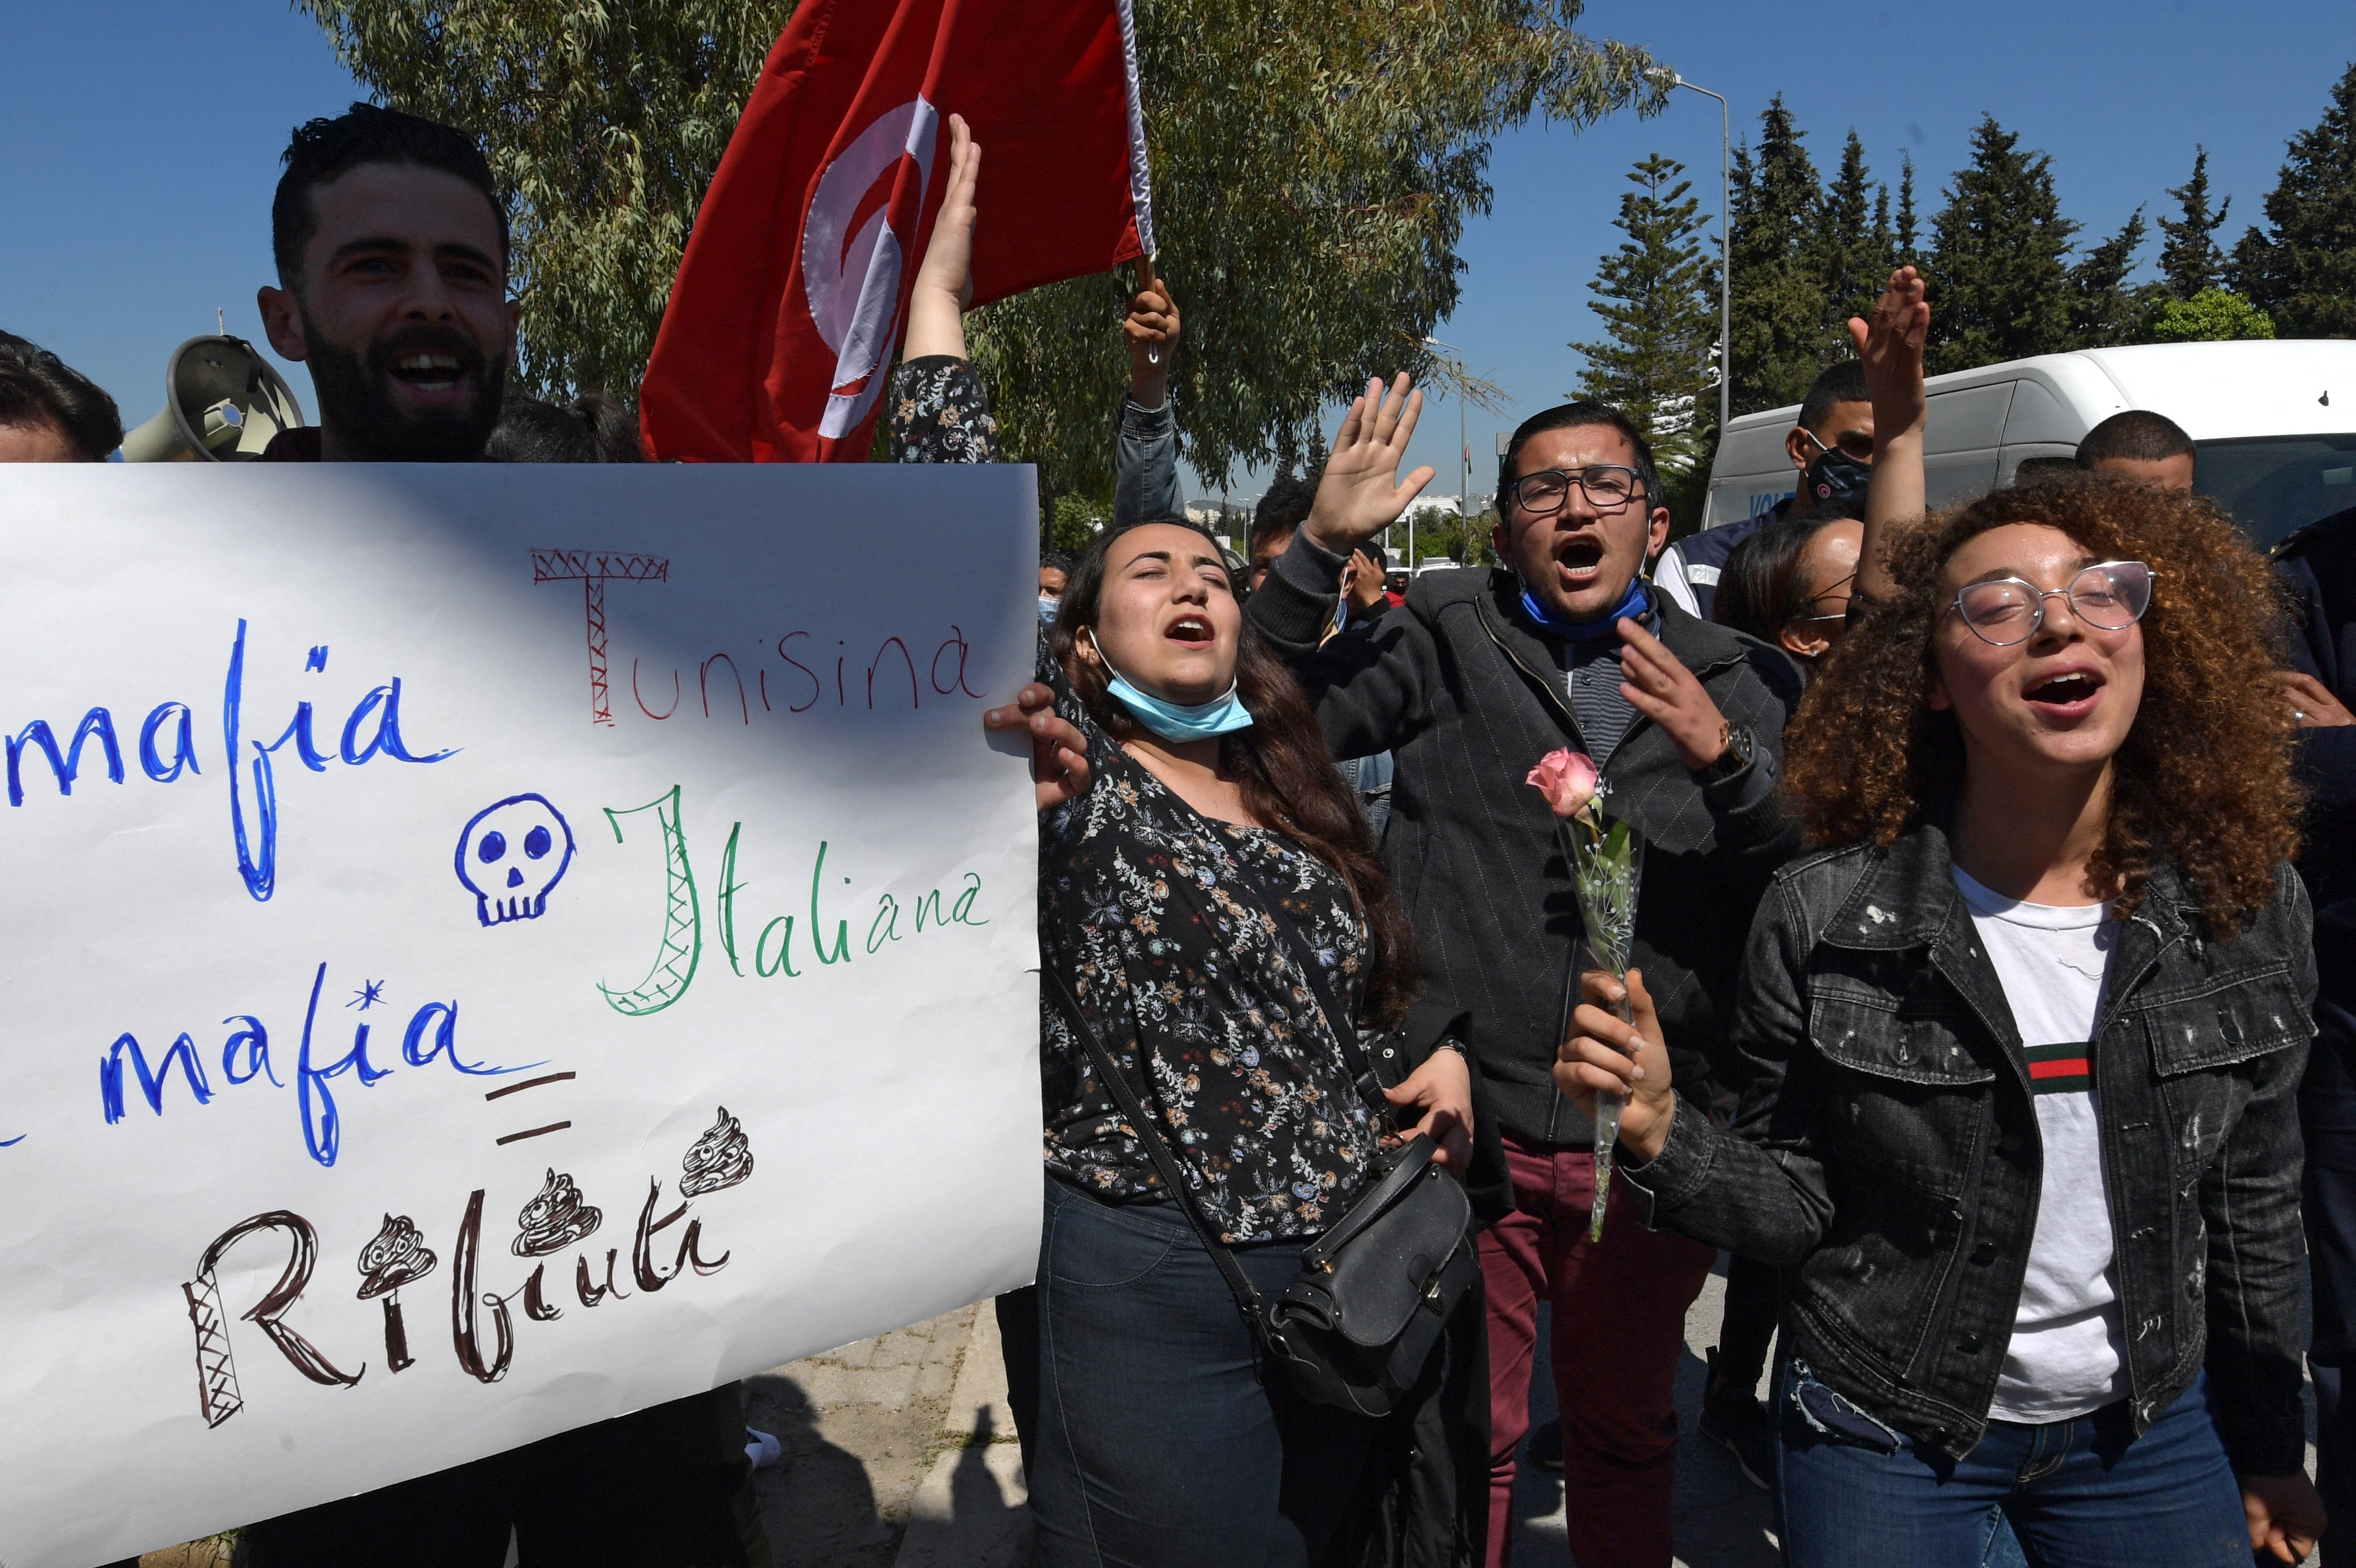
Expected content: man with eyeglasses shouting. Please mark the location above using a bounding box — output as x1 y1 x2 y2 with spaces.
1656 359 1877 623
1248 379 1804 1568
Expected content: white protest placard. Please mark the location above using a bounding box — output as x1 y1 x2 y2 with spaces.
0 463 1043 1565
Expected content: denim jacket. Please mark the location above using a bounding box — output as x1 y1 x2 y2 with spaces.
1622 822 2315 1475
1113 395 1182 527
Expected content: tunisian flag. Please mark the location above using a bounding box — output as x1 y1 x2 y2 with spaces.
640 0 1155 463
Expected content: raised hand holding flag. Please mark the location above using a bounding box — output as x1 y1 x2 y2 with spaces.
641 0 1155 464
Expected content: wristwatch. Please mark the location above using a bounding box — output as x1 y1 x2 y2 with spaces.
1695 720 1757 783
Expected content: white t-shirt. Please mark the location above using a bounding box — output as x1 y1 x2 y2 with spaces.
1952 866 2129 1423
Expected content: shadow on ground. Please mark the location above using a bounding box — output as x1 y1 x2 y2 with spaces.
744 1373 899 1568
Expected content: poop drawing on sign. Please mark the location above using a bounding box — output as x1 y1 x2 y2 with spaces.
355 1214 436 1373
454 794 576 926
512 1168 602 1325
512 1169 602 1257
680 1106 754 1196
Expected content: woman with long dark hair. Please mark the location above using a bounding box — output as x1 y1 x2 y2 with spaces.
1713 503 1863 673
982 517 1479 1564
1555 272 2327 1565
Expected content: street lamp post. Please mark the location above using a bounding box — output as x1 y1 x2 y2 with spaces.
1656 71 1732 440
1422 336 1472 570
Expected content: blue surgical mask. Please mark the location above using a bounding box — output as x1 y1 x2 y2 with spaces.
1518 576 1652 641
1093 642 1255 741
1039 595 1061 626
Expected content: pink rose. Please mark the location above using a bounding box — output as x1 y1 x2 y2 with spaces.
1525 748 1600 819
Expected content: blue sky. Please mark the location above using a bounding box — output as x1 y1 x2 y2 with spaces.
3 2 2349 494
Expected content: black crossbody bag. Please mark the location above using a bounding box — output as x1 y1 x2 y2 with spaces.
1044 860 1478 1419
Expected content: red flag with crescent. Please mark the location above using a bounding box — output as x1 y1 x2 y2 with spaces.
640 0 1155 463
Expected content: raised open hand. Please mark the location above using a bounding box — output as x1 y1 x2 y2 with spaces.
906 115 981 360
1304 375 1436 553
1850 266 1930 602
1848 266 1929 437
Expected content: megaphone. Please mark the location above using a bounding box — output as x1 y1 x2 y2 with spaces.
121 335 306 462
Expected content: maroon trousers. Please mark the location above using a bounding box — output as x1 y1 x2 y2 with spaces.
1481 1134 1716 1568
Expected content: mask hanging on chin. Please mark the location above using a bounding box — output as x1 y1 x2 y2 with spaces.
1517 575 1651 642
1083 632 1255 742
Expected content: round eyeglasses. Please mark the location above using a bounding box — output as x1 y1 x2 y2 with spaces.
1950 561 2155 647
1504 465 1645 515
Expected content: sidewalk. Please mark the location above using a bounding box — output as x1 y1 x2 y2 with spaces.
125 1266 2308 1565
742 1273 1774 1568
751 1264 2315 1568
745 1304 1011 1568
1516 1263 1776 1567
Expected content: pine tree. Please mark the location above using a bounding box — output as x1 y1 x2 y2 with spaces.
2156 147 2232 300
2232 61 2356 338
2068 209 2153 348
1924 116 2079 373
1573 153 1721 477
1895 154 1921 267
1726 95 1828 414
1813 132 1883 343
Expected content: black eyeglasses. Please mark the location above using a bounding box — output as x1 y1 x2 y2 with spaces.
1950 561 2155 647
1504 466 1646 515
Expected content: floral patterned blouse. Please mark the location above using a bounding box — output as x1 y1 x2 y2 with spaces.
1037 657 1384 1243
886 355 998 463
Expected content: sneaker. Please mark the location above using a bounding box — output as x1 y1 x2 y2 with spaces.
1698 1350 1773 1492
1526 1416 1563 1472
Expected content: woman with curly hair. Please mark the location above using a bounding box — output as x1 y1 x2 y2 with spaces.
1552 269 2325 1566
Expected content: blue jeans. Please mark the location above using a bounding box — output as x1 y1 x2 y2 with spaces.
1774 1357 2248 1568
1027 1175 1379 1567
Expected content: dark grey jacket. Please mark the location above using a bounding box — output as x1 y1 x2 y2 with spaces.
1623 823 2315 1475
1249 535 1804 1145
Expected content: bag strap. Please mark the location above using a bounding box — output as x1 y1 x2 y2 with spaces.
1043 965 1270 1321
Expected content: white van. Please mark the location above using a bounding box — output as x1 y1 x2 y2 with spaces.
1700 340 2356 549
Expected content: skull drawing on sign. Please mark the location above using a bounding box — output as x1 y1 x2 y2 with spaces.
454 794 576 927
